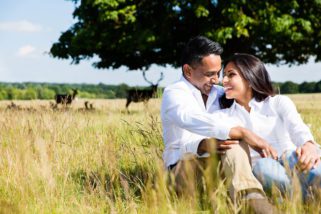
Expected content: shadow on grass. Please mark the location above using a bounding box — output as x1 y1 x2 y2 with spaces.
70 160 321 213
71 164 154 201
0 200 19 214
70 155 236 212
120 109 141 115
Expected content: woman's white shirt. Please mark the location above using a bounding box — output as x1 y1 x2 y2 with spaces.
220 95 316 166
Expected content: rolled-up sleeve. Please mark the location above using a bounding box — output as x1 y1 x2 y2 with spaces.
179 134 209 157
162 88 240 140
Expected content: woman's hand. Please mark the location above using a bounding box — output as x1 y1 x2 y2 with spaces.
296 141 320 172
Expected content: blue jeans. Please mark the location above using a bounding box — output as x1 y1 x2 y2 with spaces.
252 150 321 200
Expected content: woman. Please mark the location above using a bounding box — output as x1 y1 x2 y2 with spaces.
220 53 321 199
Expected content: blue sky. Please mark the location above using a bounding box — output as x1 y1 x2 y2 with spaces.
1 0 321 87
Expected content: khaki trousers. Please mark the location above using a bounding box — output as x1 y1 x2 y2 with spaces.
170 141 264 201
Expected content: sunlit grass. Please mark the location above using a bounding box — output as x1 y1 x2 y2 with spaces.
0 94 320 213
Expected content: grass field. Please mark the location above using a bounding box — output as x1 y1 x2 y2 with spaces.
0 94 321 213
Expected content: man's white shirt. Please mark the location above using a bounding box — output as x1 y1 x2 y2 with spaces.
161 76 240 168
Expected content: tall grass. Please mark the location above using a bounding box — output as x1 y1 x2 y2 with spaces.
0 95 320 213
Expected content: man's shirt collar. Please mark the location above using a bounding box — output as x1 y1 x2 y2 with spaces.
180 75 219 110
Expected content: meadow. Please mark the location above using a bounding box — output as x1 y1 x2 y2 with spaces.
0 94 321 213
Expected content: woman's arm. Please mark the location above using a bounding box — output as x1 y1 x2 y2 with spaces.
275 95 320 170
275 95 315 146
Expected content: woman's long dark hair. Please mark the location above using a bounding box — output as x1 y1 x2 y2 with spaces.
220 53 275 109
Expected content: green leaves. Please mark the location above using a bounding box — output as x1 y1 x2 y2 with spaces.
93 0 136 25
50 0 321 70
195 5 209 18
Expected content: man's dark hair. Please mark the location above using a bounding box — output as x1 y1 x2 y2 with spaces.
220 53 275 108
181 36 223 68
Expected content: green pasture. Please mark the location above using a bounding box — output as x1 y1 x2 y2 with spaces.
0 94 320 213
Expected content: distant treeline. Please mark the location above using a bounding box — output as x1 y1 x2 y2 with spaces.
273 81 321 94
0 81 320 100
0 82 133 100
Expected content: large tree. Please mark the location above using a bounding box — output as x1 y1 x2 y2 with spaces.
50 0 321 70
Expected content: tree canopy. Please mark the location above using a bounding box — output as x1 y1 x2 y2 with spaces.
50 0 321 70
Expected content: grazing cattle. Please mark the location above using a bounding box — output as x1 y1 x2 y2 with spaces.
84 101 94 110
126 71 164 108
6 102 21 110
55 89 78 105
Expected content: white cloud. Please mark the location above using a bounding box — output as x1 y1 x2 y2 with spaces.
17 45 36 57
0 20 43 32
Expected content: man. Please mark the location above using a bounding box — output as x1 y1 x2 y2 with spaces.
161 36 277 212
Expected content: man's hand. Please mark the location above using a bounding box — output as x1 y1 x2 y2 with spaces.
197 138 239 155
229 126 278 160
216 139 239 155
296 141 320 172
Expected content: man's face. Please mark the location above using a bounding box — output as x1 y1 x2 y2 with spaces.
184 54 222 95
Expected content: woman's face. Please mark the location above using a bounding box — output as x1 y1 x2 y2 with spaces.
222 62 252 104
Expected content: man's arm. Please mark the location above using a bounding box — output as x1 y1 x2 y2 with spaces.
196 126 278 159
229 126 278 159
177 124 276 158
162 88 277 158
161 89 239 140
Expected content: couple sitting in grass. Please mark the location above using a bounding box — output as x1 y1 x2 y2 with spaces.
161 36 321 213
